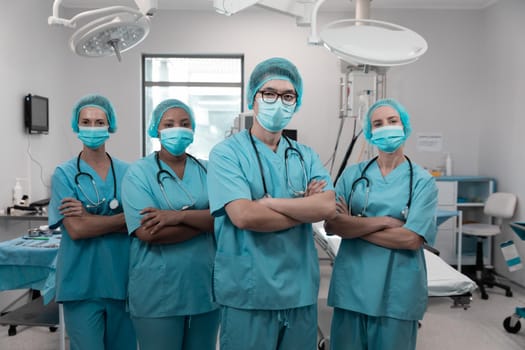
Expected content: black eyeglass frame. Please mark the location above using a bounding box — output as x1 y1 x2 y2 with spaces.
257 90 297 106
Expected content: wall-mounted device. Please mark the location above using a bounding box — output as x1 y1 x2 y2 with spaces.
232 111 255 133
24 94 49 134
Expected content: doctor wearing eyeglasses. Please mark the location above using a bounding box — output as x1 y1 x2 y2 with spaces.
121 99 219 350
48 94 136 350
207 57 336 350
324 98 438 350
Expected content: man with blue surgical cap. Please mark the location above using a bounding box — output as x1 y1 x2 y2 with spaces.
48 94 136 349
324 98 438 350
207 57 336 350
121 99 219 350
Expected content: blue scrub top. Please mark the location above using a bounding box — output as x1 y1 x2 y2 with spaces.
48 156 130 302
207 129 334 310
121 153 217 318
327 159 438 321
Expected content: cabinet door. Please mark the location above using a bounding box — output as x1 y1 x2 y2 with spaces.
436 181 457 206
434 205 459 264
434 181 458 264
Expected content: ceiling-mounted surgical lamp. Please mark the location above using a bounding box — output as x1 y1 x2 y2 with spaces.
320 19 428 67
48 0 157 62
213 0 428 67
313 0 427 66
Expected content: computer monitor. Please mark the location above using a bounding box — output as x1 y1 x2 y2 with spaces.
24 94 49 134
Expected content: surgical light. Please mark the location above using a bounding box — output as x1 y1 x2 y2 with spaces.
48 0 157 62
213 0 428 67
320 19 428 67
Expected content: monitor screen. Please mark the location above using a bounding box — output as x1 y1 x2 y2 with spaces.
25 94 49 134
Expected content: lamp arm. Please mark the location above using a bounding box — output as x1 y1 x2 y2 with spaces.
307 0 325 44
48 0 143 28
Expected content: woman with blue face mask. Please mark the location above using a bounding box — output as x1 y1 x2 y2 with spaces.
48 94 136 350
121 99 219 350
324 98 438 350
207 57 337 350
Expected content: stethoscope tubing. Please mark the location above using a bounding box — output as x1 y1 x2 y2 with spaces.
75 151 118 209
348 155 413 219
248 129 307 198
155 151 206 210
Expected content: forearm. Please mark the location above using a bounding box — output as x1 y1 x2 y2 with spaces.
361 227 424 250
324 214 391 238
225 199 301 232
63 213 127 240
177 209 214 232
260 191 336 223
134 224 201 244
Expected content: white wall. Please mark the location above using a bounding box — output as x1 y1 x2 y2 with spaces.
1 1 524 283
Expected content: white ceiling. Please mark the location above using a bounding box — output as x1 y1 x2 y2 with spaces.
62 0 499 11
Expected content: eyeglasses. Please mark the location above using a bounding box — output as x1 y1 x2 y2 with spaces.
258 90 297 106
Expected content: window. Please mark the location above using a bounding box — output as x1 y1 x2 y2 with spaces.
142 55 244 158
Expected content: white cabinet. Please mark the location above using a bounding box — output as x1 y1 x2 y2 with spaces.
435 177 495 266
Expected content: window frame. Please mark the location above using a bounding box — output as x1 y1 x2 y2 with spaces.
141 53 245 156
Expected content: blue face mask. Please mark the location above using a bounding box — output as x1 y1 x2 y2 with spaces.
160 127 194 156
370 125 406 153
77 126 110 149
256 98 295 132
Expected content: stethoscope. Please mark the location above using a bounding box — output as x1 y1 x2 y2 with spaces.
155 151 207 210
349 155 413 219
75 152 119 210
248 129 308 198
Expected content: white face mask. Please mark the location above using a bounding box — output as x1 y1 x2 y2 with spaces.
256 98 295 132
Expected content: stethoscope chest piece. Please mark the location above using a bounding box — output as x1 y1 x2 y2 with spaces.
109 198 119 210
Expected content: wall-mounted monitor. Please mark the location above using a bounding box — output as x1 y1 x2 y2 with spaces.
24 94 49 134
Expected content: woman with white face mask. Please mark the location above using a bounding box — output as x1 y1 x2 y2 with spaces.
325 98 438 350
48 94 136 349
121 99 219 350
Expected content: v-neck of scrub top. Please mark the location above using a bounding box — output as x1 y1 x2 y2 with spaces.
369 158 410 185
78 158 112 183
158 157 188 182
250 134 290 198
250 133 288 161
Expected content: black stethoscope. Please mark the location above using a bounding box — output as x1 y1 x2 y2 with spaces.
248 129 307 198
349 155 413 219
75 151 119 210
155 151 206 210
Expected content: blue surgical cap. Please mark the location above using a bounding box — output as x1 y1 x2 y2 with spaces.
71 94 117 133
148 99 195 138
363 98 412 141
247 57 303 111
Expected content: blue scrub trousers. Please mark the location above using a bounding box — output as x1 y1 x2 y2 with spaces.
62 299 136 350
330 308 418 350
220 304 317 350
131 309 220 350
